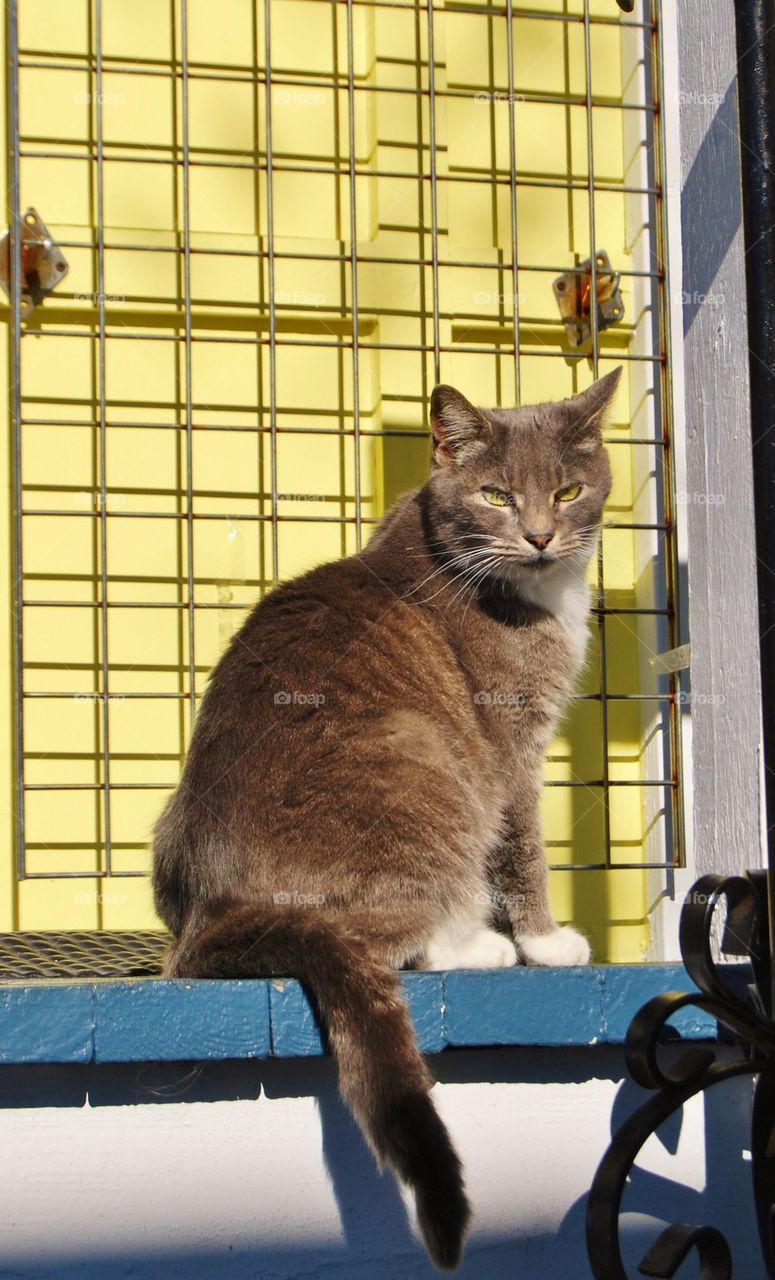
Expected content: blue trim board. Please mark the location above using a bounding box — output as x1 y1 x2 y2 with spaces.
0 964 730 1066
0 985 94 1064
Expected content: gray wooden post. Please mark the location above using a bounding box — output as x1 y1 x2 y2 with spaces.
677 0 763 878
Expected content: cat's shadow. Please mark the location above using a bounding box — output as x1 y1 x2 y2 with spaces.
315 1071 427 1260
298 1047 629 1274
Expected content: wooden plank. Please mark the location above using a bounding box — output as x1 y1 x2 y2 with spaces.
94 979 272 1063
0 966 728 1064
0 984 93 1063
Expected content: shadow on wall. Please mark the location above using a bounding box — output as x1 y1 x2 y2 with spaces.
558 1063 761 1279
0 1047 760 1280
680 80 743 337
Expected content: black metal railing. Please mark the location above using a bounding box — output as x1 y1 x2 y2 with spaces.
587 873 775 1278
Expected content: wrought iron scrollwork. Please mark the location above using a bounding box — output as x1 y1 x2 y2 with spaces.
586 872 775 1279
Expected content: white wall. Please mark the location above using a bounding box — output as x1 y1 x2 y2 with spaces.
0 1046 760 1279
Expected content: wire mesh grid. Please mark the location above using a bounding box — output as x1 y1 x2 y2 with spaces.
0 930 167 980
6 0 681 945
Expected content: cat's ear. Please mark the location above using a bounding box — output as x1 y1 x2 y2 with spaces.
430 385 491 465
562 367 622 453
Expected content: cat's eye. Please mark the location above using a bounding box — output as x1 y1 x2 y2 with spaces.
481 486 512 507
555 483 582 503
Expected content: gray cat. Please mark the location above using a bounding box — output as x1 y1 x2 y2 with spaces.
152 368 619 1270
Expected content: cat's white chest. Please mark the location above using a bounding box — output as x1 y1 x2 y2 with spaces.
517 565 592 673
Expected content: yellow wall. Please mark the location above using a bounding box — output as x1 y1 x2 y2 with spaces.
3 0 675 959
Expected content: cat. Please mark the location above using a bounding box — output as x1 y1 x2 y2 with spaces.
151 367 619 1271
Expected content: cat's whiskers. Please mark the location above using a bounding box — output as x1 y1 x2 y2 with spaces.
409 534 494 562
415 550 499 605
427 532 493 545
427 553 505 605
421 532 493 551
571 524 603 537
407 538 492 566
446 559 494 608
444 555 502 612
404 545 497 598
403 546 487 589
461 556 504 621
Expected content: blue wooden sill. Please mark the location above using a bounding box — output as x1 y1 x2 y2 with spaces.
0 964 727 1066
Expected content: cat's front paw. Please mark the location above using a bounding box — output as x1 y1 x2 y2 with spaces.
516 927 591 967
420 927 518 971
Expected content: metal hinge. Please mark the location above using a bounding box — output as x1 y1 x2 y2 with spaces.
552 250 625 348
0 208 69 317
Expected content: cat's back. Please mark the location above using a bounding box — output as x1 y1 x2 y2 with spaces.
215 548 413 693
208 491 428 694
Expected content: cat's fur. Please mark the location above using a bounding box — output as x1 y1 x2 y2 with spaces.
152 368 619 1270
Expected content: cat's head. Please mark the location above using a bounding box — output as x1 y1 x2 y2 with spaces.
426 369 619 576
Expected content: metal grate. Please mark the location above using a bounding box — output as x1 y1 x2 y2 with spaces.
0 931 168 979
6 0 681 944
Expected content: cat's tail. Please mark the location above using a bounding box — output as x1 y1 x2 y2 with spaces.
166 901 471 1271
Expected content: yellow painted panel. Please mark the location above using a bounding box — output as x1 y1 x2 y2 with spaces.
102 0 175 62
18 0 91 55
186 0 257 67
103 73 175 150
3 0 676 960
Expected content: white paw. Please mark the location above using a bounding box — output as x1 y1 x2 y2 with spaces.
517 927 591 967
421 927 518 971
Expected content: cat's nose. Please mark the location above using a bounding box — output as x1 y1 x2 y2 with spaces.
524 530 555 550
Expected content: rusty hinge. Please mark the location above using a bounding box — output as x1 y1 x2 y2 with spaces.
0 208 69 317
552 250 625 349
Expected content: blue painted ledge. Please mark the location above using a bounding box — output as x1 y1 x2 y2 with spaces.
0 964 733 1066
